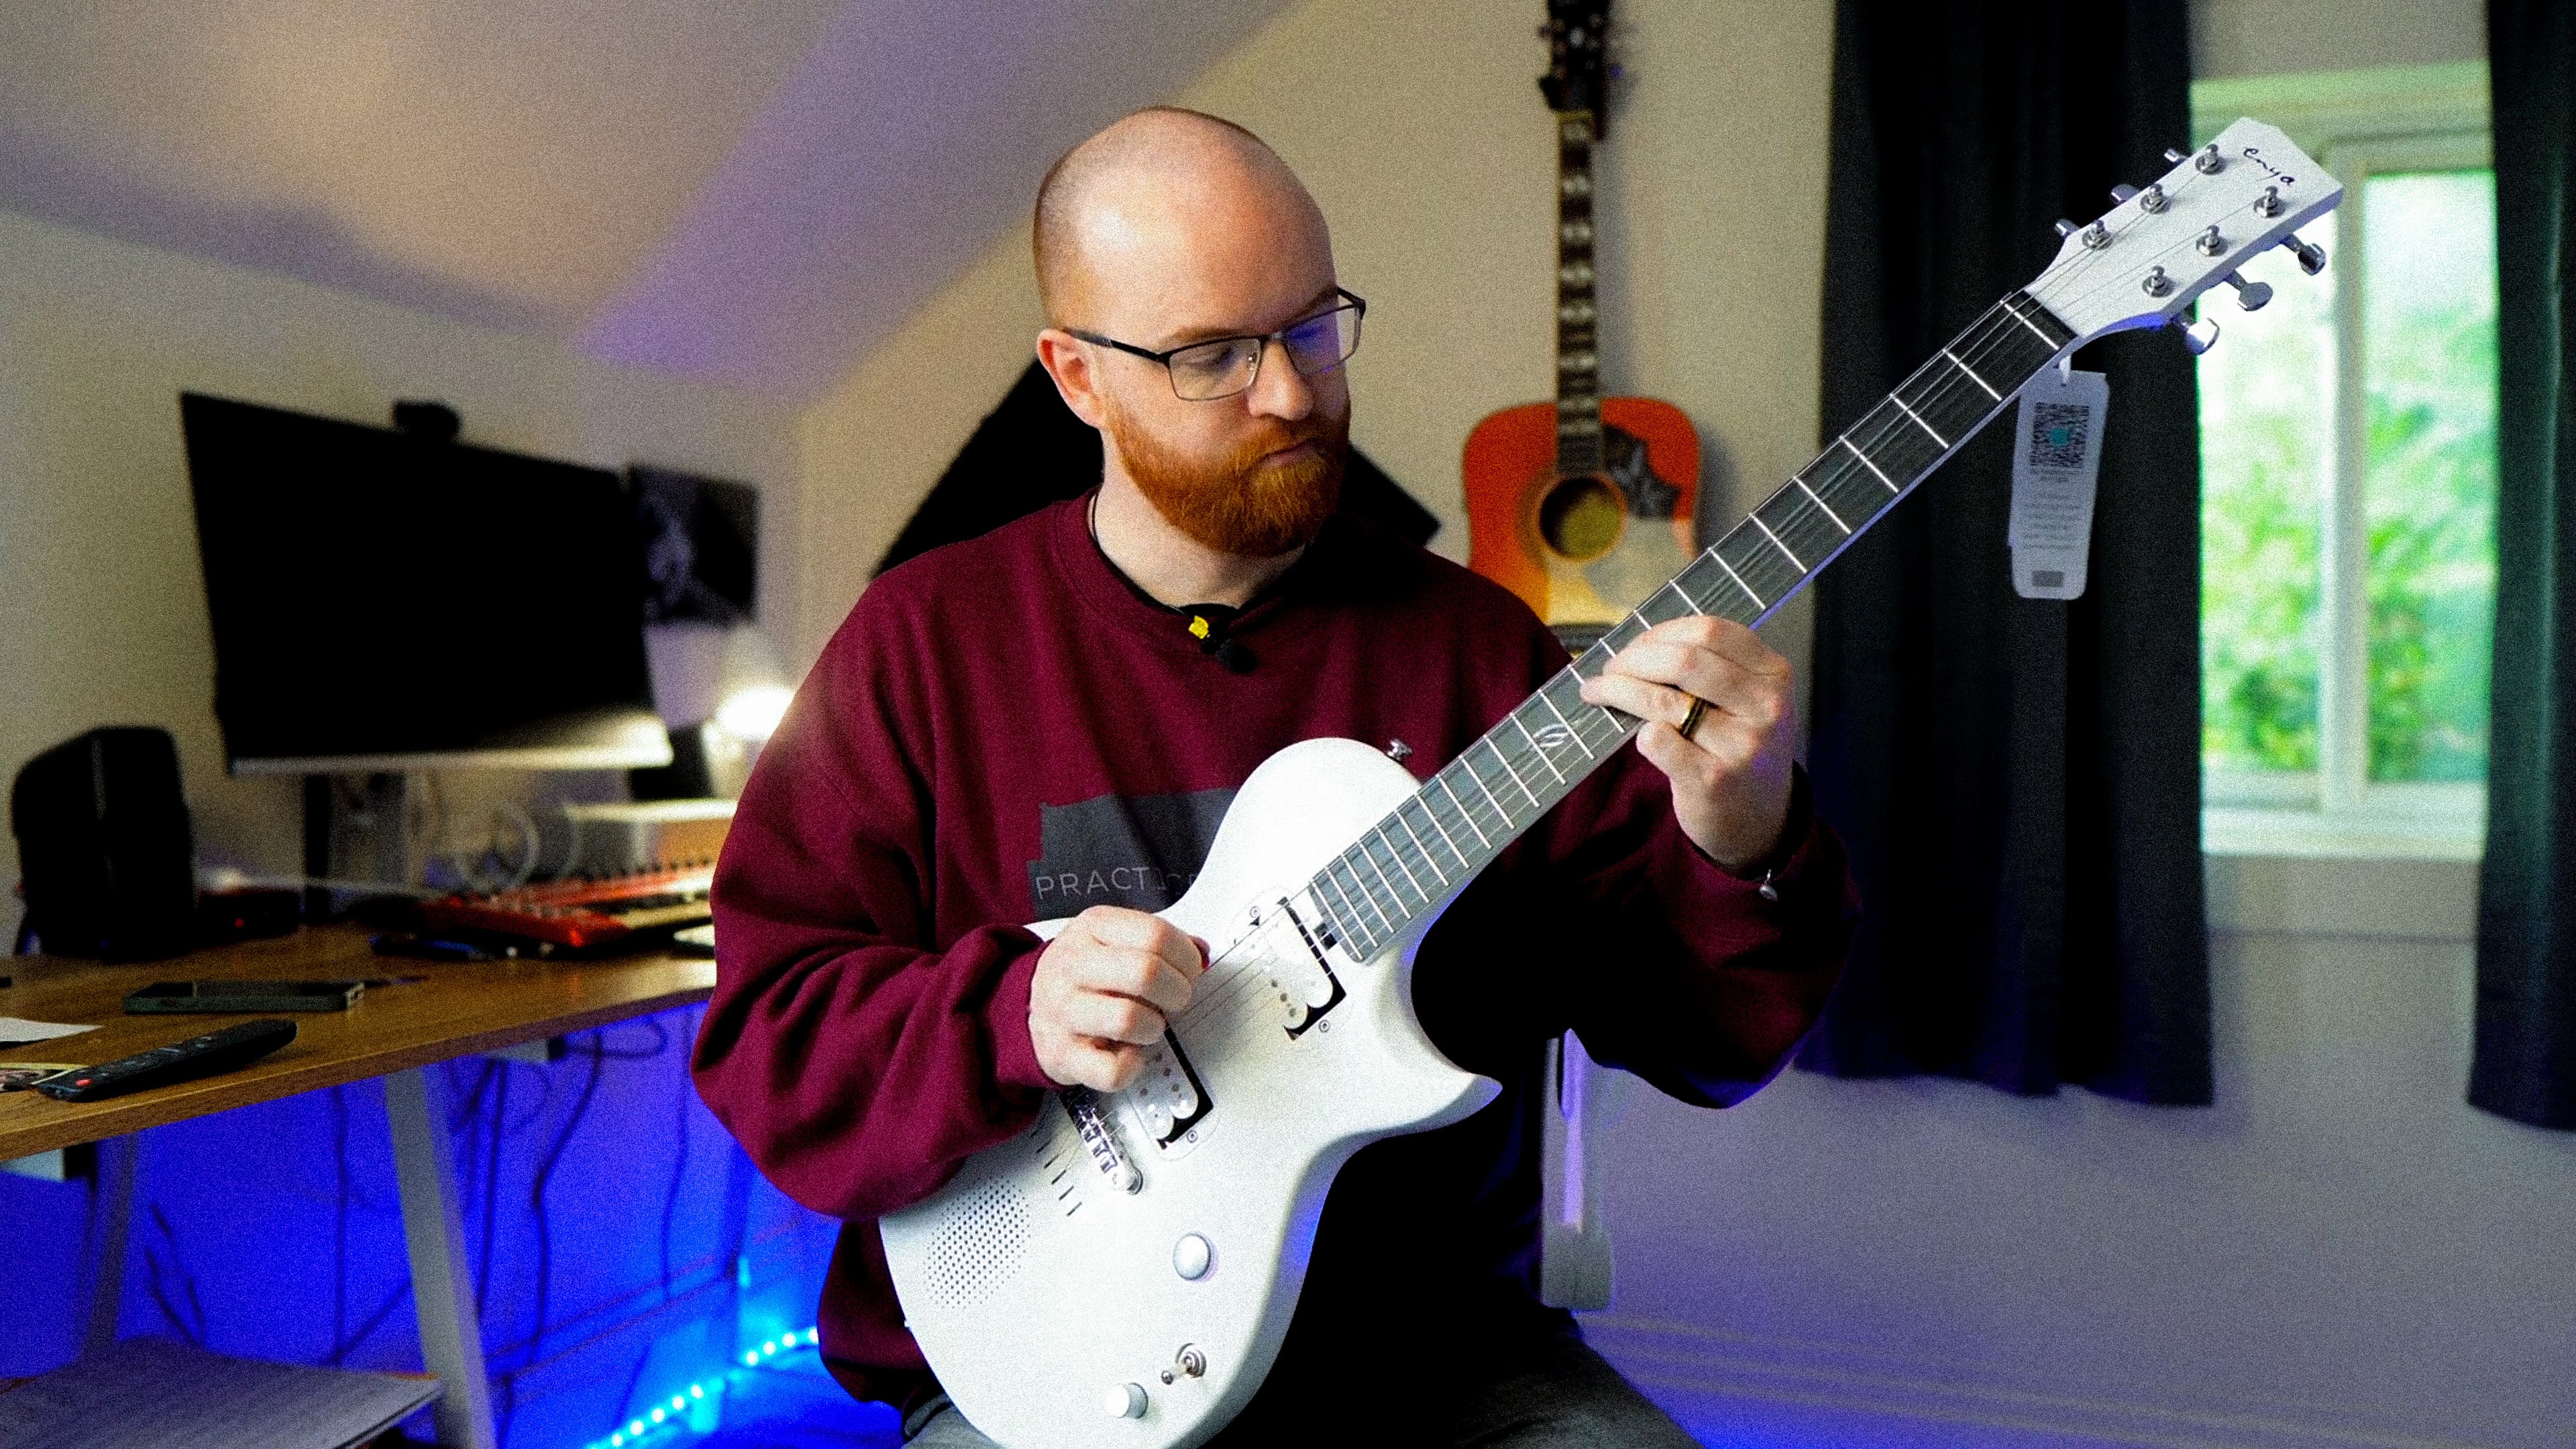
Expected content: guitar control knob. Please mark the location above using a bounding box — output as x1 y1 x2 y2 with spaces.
1174 1232 1214 1281
1105 1383 1148 1419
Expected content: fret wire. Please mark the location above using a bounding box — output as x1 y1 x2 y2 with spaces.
1387 812 1446 886
1789 476 1852 534
1600 616 1648 655
1998 294 2063 347
1545 669 1624 747
1330 857 1391 939
1368 829 1428 904
1749 514 1807 572
1433 773 1493 849
1407 796 1471 873
1509 713 1570 785
1960 313 2039 380
1459 751 1514 827
1804 458 1888 532
1890 394 1950 449
1357 841 1417 914
1537 689 1601 761
1712 551 1768 611
1854 404 1941 478
1673 558 1733 616
1840 435 1899 493
1316 868 1366 940
1373 826 1432 900
1659 577 1705 615
1336 855 1396 935
1344 844 1401 918
1941 346 2003 400
1753 494 1826 566
1483 737 1544 810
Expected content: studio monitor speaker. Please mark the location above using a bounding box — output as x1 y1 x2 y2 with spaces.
11 726 198 961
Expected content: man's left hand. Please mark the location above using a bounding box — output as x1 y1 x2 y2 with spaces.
1577 616 1796 875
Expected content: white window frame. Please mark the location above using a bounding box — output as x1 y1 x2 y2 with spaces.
2192 61 2493 859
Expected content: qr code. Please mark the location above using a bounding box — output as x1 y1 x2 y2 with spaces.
2028 402 2090 470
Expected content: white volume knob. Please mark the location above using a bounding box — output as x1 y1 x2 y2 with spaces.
1173 1233 1213 1281
1104 1383 1148 1419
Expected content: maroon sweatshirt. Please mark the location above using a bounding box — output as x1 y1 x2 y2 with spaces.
692 496 1856 1424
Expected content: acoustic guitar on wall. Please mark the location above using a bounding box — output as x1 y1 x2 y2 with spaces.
1464 0 1699 651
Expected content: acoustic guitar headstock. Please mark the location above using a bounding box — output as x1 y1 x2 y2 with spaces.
1538 0 1613 127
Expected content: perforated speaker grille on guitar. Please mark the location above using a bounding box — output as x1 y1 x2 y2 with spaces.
924 1179 1030 1308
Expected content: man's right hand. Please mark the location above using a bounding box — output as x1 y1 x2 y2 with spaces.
1028 906 1204 1091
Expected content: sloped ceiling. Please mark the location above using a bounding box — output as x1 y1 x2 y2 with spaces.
0 0 1295 398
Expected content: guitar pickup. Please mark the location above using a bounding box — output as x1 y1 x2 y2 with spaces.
1124 1032 1214 1153
1274 897 1348 1039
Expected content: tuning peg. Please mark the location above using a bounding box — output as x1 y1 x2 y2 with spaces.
2164 148 2188 163
2110 183 2139 204
2220 271 2273 311
2279 231 2328 275
2168 144 2222 173
2054 218 2078 238
2173 315 2221 355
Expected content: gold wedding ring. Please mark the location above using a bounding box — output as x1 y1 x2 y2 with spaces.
1678 693 1708 742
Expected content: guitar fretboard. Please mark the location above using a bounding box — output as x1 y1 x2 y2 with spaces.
1553 110 1605 476
1309 290 2078 961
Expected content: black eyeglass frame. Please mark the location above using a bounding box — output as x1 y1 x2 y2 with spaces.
1067 288 1367 401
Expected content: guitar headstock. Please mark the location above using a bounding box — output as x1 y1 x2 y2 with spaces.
2024 117 2343 349
1538 0 1612 119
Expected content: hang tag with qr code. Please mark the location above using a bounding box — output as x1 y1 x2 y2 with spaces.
2008 367 2108 600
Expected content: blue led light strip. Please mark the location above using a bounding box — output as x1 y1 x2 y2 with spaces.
580 1326 822 1449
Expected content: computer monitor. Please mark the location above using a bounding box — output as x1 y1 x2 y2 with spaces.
182 392 674 775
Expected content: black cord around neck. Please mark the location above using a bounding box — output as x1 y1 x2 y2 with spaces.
1086 492 1259 673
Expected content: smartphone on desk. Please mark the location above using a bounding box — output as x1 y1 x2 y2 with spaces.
125 980 364 1013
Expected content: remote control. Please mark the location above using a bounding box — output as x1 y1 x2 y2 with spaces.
36 1018 299 1102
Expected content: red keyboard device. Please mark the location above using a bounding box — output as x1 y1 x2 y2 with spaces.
417 864 714 949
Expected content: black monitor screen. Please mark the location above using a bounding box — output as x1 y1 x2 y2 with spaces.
182 392 667 773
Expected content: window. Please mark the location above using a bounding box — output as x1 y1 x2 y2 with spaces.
2192 63 2495 856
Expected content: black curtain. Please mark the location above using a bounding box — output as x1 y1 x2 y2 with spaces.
2471 0 2576 1132
1799 0 2210 1104
875 360 1438 576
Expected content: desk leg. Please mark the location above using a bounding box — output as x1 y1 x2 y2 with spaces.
386 1067 498 1449
84 1135 138 1353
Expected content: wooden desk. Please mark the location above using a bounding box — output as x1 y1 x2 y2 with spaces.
0 924 717 1448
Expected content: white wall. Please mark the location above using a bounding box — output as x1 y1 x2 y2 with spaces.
0 206 797 903
1589 856 2576 1446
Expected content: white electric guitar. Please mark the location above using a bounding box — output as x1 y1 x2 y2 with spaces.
882 118 2341 1449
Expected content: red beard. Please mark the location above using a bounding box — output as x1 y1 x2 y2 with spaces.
1107 402 1349 558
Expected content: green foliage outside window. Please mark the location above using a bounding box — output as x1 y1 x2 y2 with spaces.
2197 171 2496 788
2362 170 2496 783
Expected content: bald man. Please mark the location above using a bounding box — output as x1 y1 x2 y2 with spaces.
696 109 1856 1447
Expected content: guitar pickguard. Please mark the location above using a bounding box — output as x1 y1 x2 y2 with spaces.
1603 423 1679 519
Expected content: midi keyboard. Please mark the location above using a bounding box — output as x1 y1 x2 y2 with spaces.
417 863 714 950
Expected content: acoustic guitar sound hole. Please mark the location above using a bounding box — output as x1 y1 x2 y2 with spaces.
1537 475 1627 562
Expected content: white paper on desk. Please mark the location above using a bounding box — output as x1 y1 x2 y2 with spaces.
0 1017 96 1048
0 1336 440 1449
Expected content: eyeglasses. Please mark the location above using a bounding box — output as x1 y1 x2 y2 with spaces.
1069 288 1366 401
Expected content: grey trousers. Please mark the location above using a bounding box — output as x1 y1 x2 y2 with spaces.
900 1330 1700 1448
